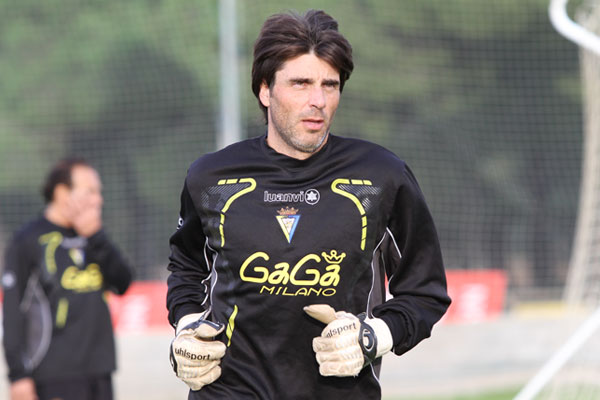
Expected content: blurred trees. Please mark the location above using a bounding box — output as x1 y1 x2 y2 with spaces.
0 1 220 271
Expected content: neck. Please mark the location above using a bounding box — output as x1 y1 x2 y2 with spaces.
265 131 329 161
44 203 71 228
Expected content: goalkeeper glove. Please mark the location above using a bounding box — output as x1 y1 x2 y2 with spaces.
169 313 227 391
304 304 393 377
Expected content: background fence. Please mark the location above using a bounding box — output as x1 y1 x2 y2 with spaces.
0 0 586 306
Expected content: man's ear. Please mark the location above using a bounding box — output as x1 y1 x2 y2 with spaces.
259 81 270 108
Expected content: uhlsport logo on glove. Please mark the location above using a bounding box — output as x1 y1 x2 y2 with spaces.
325 321 357 338
360 326 375 353
170 315 227 391
173 348 212 361
357 314 377 363
304 304 393 377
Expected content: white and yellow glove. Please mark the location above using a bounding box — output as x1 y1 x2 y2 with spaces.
169 313 227 391
304 304 393 377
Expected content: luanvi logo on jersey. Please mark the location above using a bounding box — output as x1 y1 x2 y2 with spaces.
239 249 346 297
276 207 300 243
264 188 320 205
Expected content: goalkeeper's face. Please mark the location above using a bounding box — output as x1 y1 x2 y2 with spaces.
259 53 341 160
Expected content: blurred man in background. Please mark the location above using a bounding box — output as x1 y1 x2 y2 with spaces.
167 9 450 399
2 158 133 400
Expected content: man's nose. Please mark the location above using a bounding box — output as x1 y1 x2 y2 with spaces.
308 87 326 109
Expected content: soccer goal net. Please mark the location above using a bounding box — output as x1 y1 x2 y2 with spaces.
563 0 600 307
514 1 600 398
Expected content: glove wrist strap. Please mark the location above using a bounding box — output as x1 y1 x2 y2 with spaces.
176 313 206 335
360 316 393 363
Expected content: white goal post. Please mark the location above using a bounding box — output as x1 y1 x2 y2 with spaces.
549 0 600 55
513 1 600 399
513 307 600 400
552 0 600 307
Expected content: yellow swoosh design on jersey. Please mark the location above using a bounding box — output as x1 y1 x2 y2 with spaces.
331 179 372 250
39 231 63 274
226 305 238 347
217 178 256 247
56 297 69 328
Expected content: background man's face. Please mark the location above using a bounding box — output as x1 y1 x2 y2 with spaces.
69 165 103 211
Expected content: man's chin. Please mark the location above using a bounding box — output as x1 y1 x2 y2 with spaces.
297 133 328 153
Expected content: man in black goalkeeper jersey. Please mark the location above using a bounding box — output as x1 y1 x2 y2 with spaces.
167 9 451 400
2 158 132 400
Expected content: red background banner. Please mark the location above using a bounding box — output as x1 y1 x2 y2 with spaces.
106 269 508 334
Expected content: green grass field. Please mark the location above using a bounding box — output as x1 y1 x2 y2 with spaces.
385 387 520 400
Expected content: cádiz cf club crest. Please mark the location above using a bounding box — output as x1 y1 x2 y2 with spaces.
276 207 300 243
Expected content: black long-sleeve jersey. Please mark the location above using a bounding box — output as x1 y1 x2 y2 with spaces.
167 134 451 399
2 217 133 383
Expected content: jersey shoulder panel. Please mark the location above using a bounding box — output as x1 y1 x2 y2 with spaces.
330 135 410 184
332 135 406 167
187 136 262 180
8 217 51 251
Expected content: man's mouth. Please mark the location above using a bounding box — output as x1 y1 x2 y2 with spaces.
302 118 325 131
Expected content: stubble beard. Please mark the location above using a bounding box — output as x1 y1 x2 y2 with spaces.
270 111 330 155
282 127 329 154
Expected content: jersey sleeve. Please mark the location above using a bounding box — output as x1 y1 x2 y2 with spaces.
2 232 34 382
166 179 211 328
86 230 133 295
372 163 451 356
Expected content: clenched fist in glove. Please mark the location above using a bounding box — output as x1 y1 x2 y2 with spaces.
304 304 393 377
170 313 227 391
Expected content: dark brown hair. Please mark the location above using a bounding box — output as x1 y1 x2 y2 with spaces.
252 9 354 121
42 157 91 204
